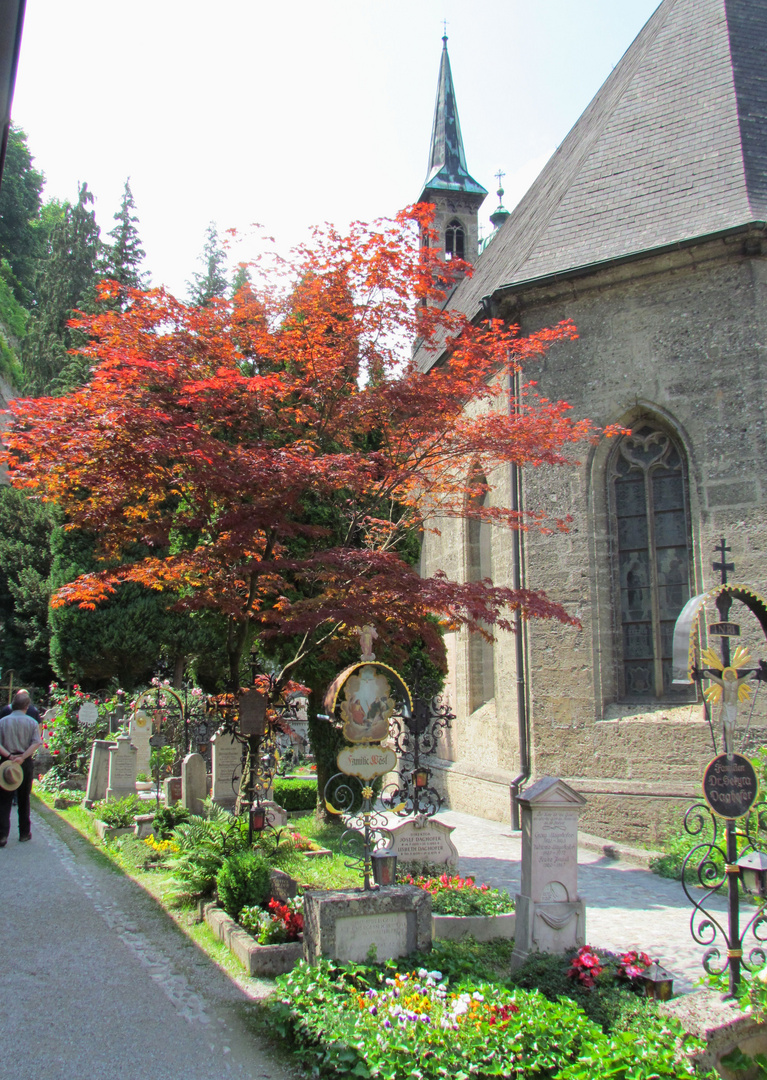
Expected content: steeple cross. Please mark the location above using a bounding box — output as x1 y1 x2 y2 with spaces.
442 18 448 41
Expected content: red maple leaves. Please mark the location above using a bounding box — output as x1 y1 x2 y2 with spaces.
3 206 614 682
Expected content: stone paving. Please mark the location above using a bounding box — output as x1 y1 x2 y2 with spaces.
436 808 734 994
0 806 294 1080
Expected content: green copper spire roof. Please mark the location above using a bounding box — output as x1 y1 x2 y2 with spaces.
419 35 487 201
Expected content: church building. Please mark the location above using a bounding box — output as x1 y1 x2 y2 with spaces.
417 0 767 842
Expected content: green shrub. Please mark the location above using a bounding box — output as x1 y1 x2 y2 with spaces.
92 794 142 827
273 777 317 812
508 948 648 1032
216 849 271 918
152 803 191 839
164 801 247 900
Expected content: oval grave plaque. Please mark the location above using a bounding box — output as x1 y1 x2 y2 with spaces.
337 744 396 780
78 701 99 727
703 753 758 818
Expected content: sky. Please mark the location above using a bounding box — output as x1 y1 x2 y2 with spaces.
11 0 661 299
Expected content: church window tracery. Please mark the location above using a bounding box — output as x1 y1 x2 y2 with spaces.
445 220 465 260
609 423 694 700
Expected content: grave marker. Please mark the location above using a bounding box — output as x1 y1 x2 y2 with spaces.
387 814 458 871
129 709 152 776
182 752 207 815
105 736 138 802
210 729 242 808
511 776 586 970
83 739 116 807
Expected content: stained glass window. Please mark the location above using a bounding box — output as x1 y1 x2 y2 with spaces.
467 472 494 711
610 424 694 700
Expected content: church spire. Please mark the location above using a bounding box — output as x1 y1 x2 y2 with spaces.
420 34 487 202
419 35 486 265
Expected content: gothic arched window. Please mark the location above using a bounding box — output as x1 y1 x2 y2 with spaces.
445 220 465 260
467 471 494 710
610 423 694 700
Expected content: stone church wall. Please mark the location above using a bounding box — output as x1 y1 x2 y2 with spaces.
421 236 767 842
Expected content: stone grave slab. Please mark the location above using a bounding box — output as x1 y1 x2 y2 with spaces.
83 739 116 807
163 776 182 805
511 776 586 970
181 752 207 815
105 735 138 802
129 710 152 777
387 814 458 871
303 885 431 965
210 729 242 808
262 800 288 828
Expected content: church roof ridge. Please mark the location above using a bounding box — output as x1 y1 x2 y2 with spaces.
424 0 767 342
419 35 487 201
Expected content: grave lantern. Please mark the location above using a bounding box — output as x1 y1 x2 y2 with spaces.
371 850 398 887
737 851 767 899
249 804 266 833
413 766 429 790
639 960 674 1001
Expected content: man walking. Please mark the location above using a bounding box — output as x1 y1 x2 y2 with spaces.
0 690 43 846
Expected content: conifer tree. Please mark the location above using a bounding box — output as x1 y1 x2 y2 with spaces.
22 182 102 395
103 178 148 304
188 221 229 307
0 125 44 304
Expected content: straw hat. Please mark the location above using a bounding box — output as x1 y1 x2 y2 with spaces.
0 760 23 792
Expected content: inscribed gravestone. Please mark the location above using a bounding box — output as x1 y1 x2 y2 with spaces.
163 776 182 805
129 710 152 777
182 752 207 815
335 912 409 962
510 776 586 970
387 815 458 871
106 736 138 802
84 739 116 807
210 729 242 807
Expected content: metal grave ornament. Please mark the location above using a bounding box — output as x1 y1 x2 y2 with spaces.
322 629 412 889
672 540 767 994
337 744 397 781
78 700 98 727
702 753 758 819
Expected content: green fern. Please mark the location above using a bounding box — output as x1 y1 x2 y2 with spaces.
164 800 248 900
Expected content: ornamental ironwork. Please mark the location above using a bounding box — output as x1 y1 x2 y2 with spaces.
381 659 455 818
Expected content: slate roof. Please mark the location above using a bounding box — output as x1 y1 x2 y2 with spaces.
426 0 767 347
419 35 487 201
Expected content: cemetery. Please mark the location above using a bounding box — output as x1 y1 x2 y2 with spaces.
19 605 767 1080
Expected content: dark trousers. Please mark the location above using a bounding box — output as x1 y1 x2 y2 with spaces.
0 758 34 839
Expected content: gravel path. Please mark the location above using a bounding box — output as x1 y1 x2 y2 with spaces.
437 808 732 993
0 806 294 1080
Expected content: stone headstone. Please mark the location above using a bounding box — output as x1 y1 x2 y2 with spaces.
181 752 207 815
303 886 431 965
510 776 586 970
78 701 99 727
105 735 138 802
387 814 459 871
129 710 152 777
269 868 299 904
83 739 117 807
262 800 288 828
163 776 182 805
210 729 242 808
134 814 155 839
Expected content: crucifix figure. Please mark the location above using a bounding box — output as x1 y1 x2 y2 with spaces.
701 645 755 758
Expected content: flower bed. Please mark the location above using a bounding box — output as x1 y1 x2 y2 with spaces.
401 874 516 940
269 957 706 1079
204 903 303 976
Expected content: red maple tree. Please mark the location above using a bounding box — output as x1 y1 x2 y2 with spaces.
3 207 614 690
